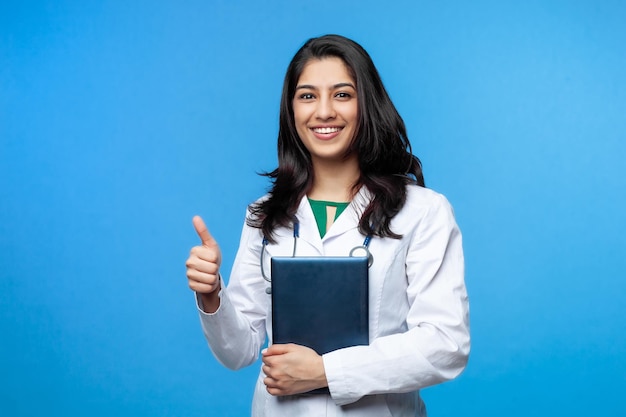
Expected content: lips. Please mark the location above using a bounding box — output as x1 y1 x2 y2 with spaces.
311 126 342 140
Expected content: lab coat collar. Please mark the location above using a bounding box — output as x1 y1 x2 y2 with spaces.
295 186 373 252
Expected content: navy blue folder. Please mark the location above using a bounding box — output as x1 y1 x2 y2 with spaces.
270 256 369 356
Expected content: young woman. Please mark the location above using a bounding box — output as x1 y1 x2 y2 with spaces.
185 34 470 416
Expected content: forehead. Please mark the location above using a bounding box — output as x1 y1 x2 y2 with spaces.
297 57 355 85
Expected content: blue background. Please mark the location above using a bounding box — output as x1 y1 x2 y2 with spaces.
1 1 625 415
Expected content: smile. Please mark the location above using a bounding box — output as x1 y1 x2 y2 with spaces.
312 127 341 134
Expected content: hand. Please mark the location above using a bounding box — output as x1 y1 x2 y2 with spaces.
186 216 222 311
262 344 328 396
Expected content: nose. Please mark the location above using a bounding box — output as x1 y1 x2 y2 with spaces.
315 96 336 120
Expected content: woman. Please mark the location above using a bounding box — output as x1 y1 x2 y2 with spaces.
185 34 470 416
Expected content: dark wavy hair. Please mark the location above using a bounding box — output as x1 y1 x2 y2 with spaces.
248 34 424 242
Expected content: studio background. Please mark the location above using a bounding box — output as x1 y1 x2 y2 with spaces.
1 1 624 416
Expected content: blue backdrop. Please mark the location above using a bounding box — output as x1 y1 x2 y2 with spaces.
1 1 625 416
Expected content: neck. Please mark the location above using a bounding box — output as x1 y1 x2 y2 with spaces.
308 154 360 202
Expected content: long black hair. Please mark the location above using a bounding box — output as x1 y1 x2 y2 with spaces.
248 34 424 242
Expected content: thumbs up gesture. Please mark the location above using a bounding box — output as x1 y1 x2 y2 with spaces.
186 216 223 301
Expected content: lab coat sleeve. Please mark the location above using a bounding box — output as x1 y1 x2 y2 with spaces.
323 193 470 405
196 216 268 370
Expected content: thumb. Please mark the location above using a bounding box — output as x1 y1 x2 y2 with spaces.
192 215 217 247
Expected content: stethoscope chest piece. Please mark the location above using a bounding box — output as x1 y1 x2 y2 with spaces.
349 245 374 267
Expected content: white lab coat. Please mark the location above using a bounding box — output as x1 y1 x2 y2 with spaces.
197 185 470 416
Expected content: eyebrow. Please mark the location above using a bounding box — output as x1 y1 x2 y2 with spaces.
295 82 356 91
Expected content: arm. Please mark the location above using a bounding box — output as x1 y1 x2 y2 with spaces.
323 193 470 405
188 214 269 370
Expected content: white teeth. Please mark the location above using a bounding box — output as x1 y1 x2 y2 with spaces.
313 127 340 134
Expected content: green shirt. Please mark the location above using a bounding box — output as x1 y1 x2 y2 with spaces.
308 198 350 238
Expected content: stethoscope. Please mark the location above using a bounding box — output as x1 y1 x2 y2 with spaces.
260 221 373 293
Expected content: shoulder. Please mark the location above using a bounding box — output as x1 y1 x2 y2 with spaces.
244 193 271 217
252 193 272 205
393 184 457 230
403 184 453 211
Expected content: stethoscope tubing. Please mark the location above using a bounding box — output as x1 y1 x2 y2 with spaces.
260 222 373 284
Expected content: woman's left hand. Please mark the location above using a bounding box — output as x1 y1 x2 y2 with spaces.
261 344 328 396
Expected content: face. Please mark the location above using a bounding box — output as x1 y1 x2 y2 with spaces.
292 57 358 165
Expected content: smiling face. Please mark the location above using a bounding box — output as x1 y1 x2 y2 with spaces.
292 57 359 165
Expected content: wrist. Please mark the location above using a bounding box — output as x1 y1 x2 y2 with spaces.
316 354 328 388
198 275 222 313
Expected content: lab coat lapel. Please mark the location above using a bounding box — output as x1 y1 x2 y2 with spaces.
294 197 324 255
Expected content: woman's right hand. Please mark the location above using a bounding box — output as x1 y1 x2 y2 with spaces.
186 215 222 312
